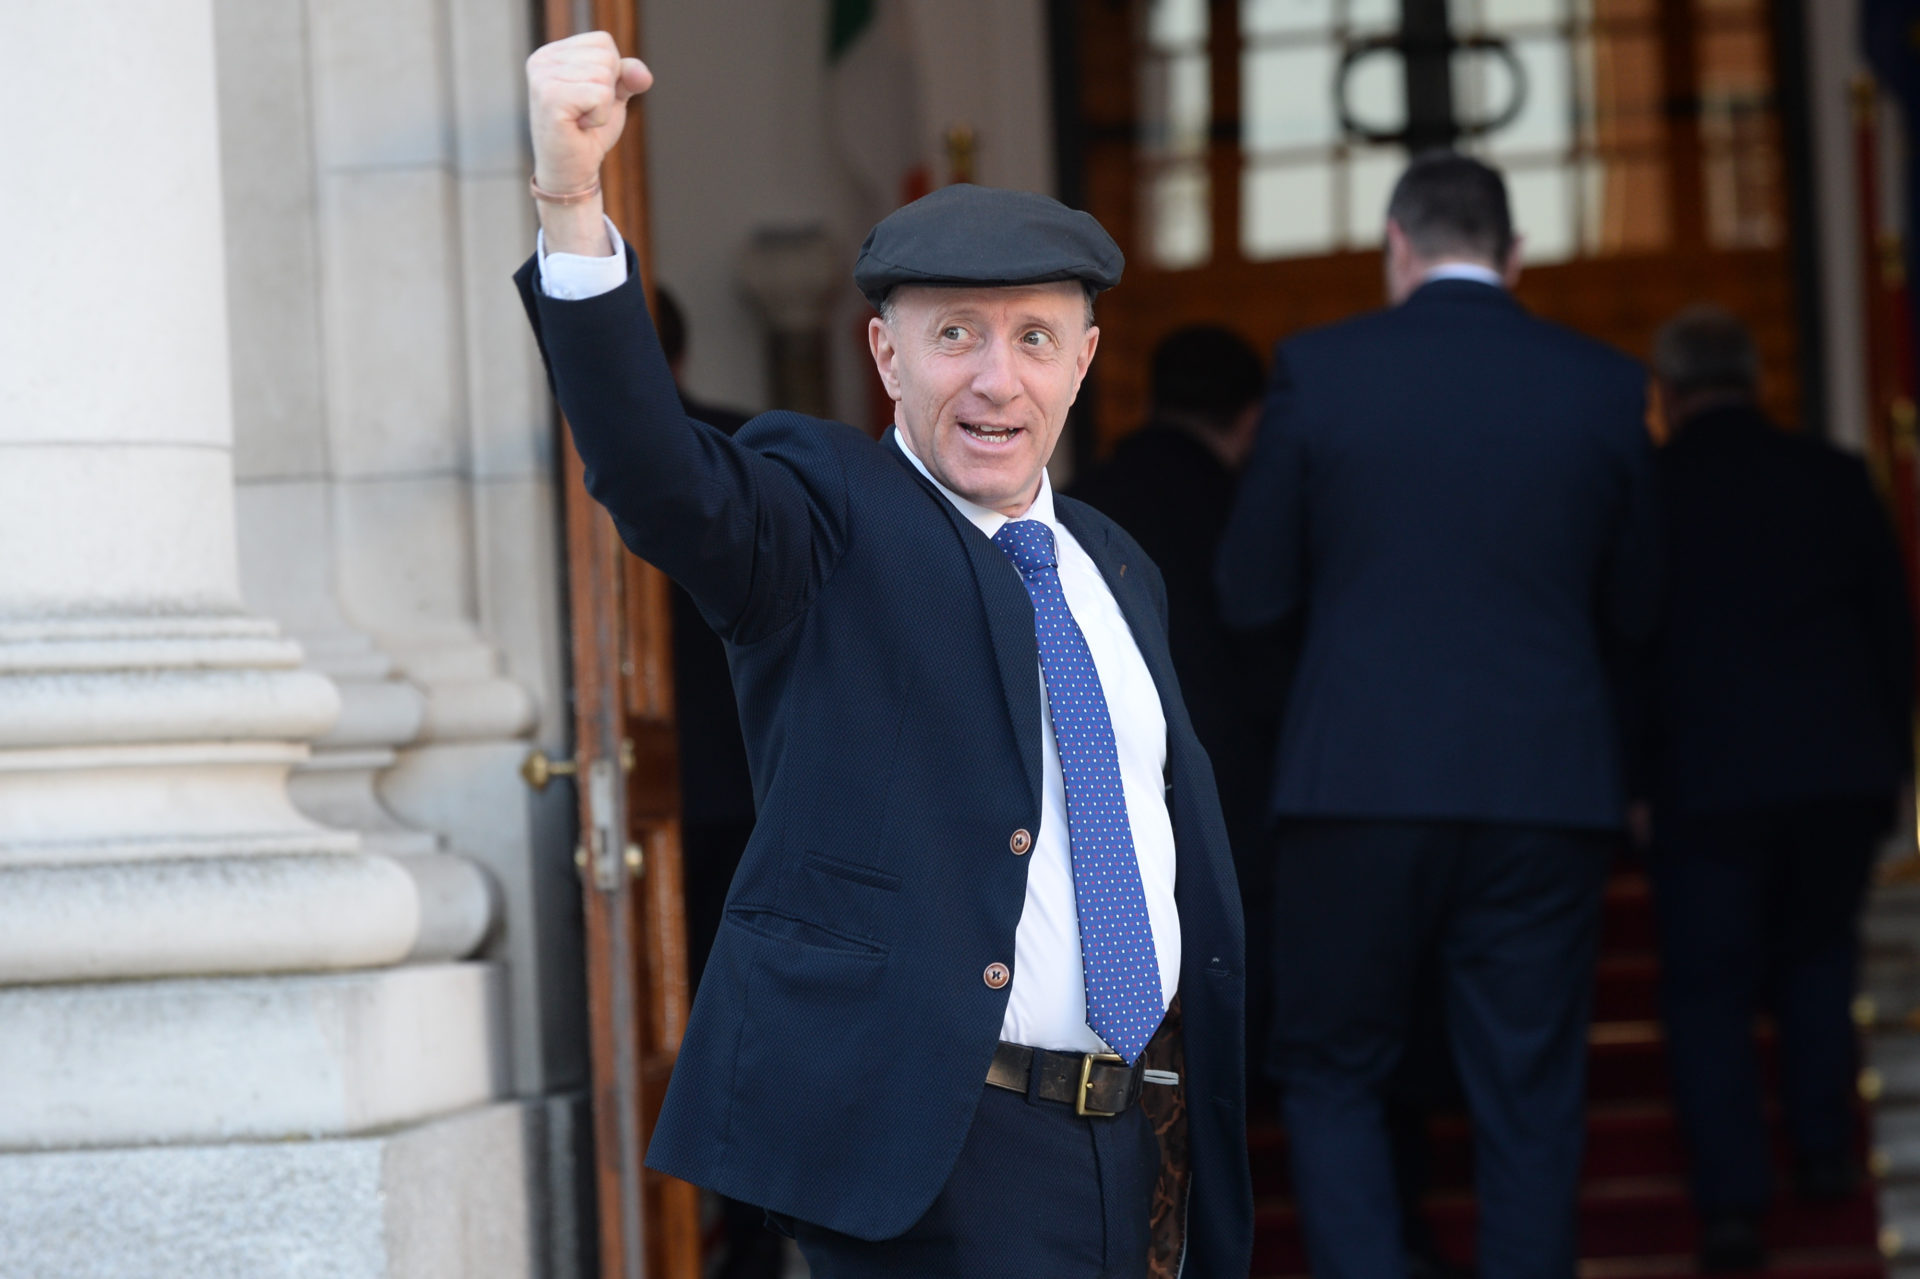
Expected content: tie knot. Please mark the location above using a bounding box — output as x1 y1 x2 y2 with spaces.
992 519 1058 575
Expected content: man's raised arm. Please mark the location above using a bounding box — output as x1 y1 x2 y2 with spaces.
526 32 649 257
518 35 848 644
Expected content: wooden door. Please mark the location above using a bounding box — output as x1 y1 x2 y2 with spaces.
538 3 701 1277
1072 0 1801 448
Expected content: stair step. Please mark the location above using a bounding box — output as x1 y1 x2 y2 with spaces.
1603 874 1657 953
1250 1179 1879 1273
1250 1103 1693 1192
1256 1248 1886 1279
1243 869 1890 1276
1594 953 1663 1022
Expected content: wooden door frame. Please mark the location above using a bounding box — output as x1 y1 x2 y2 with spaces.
537 3 701 1277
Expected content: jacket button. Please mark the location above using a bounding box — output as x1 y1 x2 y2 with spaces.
983 962 1010 989
1009 828 1032 855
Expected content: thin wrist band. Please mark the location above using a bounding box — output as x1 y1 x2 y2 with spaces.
529 176 602 205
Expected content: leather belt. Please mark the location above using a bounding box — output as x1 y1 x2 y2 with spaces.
985 1041 1146 1117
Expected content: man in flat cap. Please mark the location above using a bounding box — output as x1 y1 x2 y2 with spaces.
516 34 1251 1278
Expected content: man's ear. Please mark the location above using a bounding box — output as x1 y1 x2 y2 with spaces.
868 317 904 402
1070 324 1101 403
1501 234 1526 289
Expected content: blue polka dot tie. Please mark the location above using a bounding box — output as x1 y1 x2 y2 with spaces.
992 518 1163 1064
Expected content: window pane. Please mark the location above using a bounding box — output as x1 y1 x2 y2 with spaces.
1590 31 1665 151
1346 145 1407 243
1477 0 1563 29
1348 0 1399 33
1244 0 1336 36
1140 50 1212 156
1478 36 1574 157
1243 161 1337 258
1146 0 1208 51
1342 42 1407 139
1508 166 1576 263
1244 42 1341 152
1581 153 1669 251
1146 163 1212 267
1698 17 1779 248
1593 0 1657 17
1697 24 1769 101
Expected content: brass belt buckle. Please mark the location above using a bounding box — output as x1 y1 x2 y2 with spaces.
1075 1052 1126 1117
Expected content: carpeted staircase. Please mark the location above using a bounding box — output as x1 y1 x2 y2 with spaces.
1247 865 1890 1278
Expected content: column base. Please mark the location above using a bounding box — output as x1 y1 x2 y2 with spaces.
0 1097 587 1279
0 963 505 1148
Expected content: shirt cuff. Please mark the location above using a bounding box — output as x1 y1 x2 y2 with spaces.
536 217 628 300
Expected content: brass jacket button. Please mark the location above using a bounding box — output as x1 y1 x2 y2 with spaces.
1009 828 1032 855
983 962 1010 989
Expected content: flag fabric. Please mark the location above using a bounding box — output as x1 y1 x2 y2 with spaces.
827 0 931 218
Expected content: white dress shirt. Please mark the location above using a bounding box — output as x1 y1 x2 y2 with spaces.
1421 261 1506 289
890 434 1180 1053
538 232 1181 1053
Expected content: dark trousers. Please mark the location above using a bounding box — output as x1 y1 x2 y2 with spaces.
791 1081 1160 1278
1268 819 1613 1279
1651 797 1890 1212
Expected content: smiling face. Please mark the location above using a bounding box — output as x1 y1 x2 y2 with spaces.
868 282 1100 517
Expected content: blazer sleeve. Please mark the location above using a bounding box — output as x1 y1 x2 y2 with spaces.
514 249 850 644
1215 345 1307 631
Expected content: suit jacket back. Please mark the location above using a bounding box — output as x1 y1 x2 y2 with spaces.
1217 280 1659 829
1649 405 1914 814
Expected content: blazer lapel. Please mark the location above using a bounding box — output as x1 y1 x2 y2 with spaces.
1054 497 1184 732
882 431 1044 813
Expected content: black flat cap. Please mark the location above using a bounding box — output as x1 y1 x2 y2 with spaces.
853 183 1124 309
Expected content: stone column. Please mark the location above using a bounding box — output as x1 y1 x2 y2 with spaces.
302 0 587 1099
0 2 414 982
0 5 523 1274
216 0 498 965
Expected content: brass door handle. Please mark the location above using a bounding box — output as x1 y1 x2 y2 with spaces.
523 742 637 791
521 749 578 791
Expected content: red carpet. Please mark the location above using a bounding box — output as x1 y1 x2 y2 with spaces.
1248 869 1886 1277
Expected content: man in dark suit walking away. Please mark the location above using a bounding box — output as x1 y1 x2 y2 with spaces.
1070 327 1280 1078
1070 325 1266 839
517 34 1252 1279
1216 151 1660 1279
1641 307 1914 1272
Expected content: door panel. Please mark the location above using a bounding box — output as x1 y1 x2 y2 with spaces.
537 2 701 1277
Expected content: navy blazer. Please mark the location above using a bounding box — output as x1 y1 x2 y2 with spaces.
1647 405 1914 815
1216 280 1660 830
515 252 1251 1273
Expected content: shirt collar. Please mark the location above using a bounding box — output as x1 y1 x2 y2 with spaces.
891 428 1056 538
1421 262 1506 290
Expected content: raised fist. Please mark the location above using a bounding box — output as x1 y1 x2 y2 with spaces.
525 31 653 195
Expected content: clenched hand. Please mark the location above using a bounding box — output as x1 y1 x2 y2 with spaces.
525 31 652 253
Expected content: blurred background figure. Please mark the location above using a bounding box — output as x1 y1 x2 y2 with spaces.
655 287 784 1279
1069 324 1280 1082
1070 323 1265 822
1642 305 1916 1272
1216 151 1659 1279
